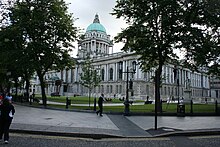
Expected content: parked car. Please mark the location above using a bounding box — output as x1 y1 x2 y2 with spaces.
73 94 81 97
51 92 60 97
144 100 153 104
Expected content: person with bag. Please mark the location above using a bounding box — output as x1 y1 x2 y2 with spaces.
0 94 15 144
96 93 104 117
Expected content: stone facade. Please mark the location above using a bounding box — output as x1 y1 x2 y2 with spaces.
33 14 212 102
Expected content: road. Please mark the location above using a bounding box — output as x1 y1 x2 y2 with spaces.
1 133 220 147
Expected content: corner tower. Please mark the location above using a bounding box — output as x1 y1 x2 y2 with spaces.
77 14 113 58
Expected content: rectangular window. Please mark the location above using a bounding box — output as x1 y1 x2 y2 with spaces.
168 87 170 95
98 86 100 93
118 62 123 80
146 85 149 95
101 85 104 93
107 85 109 93
119 85 122 93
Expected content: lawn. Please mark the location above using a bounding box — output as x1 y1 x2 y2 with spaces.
34 95 96 104
41 95 144 104
45 103 216 114
33 95 217 114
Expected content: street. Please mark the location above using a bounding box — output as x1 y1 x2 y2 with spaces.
1 133 220 147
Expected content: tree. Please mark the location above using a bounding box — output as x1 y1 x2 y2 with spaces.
5 0 77 106
79 57 101 107
0 23 23 95
0 21 37 102
182 0 220 76
112 0 220 129
1 1 33 99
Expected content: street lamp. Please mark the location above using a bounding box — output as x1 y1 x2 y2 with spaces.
173 65 180 104
119 61 137 116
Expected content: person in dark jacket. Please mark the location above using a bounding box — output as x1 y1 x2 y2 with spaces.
0 95 15 144
96 93 104 117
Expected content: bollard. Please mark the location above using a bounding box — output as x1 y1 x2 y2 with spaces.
190 100 193 114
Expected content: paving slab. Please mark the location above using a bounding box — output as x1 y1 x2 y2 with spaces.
108 115 152 137
13 105 119 130
126 116 220 131
9 104 220 138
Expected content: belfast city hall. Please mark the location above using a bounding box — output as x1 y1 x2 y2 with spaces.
32 14 216 102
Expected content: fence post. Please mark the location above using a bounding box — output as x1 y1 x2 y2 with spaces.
190 100 193 114
160 99 163 113
66 97 69 109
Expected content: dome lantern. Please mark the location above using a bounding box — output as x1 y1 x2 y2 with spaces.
86 14 106 33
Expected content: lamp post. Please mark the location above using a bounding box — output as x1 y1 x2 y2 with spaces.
173 65 180 104
177 69 180 104
120 61 137 116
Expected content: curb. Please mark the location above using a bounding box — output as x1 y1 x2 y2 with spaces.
10 129 123 139
150 129 220 138
14 102 220 116
10 128 220 139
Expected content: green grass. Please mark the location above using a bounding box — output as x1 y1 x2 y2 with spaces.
46 95 142 104
32 95 217 114
163 103 216 113
191 104 216 113
44 103 216 114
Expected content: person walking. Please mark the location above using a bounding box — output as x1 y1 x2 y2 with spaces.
0 94 15 144
96 93 104 117
0 94 3 105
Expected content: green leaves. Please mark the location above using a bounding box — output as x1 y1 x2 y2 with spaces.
80 56 101 90
113 0 220 74
0 0 77 105
112 0 220 114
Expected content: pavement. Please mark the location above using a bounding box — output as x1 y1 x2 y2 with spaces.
10 104 220 139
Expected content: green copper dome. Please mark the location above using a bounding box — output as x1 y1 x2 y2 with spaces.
86 14 106 33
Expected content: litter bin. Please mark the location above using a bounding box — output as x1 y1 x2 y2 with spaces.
177 103 185 116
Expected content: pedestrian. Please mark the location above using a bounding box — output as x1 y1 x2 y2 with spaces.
96 93 104 117
0 94 15 144
205 97 208 104
0 94 3 105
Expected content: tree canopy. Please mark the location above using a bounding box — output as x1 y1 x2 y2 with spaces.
113 0 219 73
112 0 220 129
80 56 101 106
0 0 78 106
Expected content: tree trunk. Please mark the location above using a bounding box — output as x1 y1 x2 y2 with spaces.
155 69 161 112
37 72 47 107
154 63 163 130
89 89 91 107
25 78 30 102
23 71 31 102
14 77 18 101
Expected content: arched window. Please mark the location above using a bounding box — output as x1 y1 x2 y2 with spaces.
118 61 123 80
101 69 105 81
109 68 113 80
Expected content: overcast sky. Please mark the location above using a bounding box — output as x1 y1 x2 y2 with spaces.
65 0 127 57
